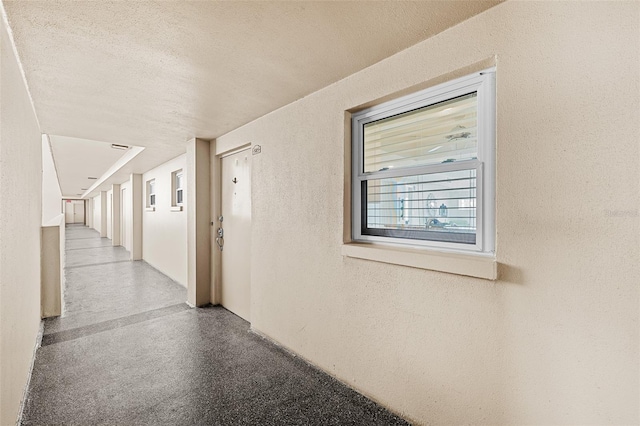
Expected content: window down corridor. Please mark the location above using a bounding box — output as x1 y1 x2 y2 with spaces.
20 225 407 425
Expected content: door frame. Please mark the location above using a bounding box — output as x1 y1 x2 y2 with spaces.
211 142 252 310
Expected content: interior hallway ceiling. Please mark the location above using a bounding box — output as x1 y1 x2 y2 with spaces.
3 0 501 198
49 135 133 197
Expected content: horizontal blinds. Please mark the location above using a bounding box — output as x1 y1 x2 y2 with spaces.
365 168 476 244
364 93 477 173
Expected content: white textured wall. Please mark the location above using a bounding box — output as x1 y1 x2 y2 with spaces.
41 222 62 318
120 180 132 252
130 174 142 260
41 136 62 224
215 2 639 424
142 154 187 286
86 198 92 228
41 135 64 320
187 139 210 306
91 194 101 234
106 189 112 239
0 15 42 426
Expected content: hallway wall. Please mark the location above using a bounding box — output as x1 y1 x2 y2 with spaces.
215 2 639 424
41 134 64 320
41 135 62 224
91 194 101 234
142 154 187 286
120 179 132 253
86 198 92 228
0 14 43 426
106 189 112 239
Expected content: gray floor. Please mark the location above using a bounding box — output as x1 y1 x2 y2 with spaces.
21 224 408 425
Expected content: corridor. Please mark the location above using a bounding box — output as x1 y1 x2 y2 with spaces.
20 225 407 425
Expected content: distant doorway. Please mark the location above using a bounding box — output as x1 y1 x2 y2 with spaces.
64 200 85 224
74 202 84 223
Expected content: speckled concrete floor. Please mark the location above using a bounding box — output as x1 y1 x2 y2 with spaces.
21 225 408 425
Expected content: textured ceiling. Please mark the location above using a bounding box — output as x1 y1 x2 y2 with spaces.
3 0 500 197
49 136 131 197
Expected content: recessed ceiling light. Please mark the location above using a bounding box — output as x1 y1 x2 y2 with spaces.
80 188 88 190
111 144 129 150
88 177 98 180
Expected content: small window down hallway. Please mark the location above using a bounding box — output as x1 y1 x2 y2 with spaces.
21 225 406 425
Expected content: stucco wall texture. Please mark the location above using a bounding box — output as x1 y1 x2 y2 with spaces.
0 15 43 426
142 154 187 287
91 193 102 234
119 179 131 253
41 137 62 225
215 2 639 424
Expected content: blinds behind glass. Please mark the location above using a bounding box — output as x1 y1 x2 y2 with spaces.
363 93 477 173
365 168 477 244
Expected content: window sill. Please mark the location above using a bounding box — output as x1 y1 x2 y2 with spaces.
341 242 497 280
170 206 183 212
145 207 155 212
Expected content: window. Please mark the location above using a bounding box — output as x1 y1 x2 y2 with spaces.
351 69 495 253
171 170 183 207
146 179 156 208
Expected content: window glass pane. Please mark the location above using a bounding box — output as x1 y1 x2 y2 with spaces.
365 169 476 244
176 173 183 189
150 194 156 206
149 181 155 193
176 189 183 204
363 93 477 173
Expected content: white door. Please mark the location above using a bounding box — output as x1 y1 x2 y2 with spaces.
73 202 85 223
219 149 251 321
65 201 74 223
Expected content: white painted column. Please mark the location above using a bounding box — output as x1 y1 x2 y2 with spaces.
111 184 121 246
130 174 143 260
187 138 211 306
41 224 62 318
100 191 107 237
86 199 92 228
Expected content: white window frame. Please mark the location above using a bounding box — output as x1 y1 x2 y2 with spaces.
351 69 495 254
146 179 156 208
171 169 184 207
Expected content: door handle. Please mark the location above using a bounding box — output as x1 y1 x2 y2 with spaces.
215 226 224 251
214 216 224 251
